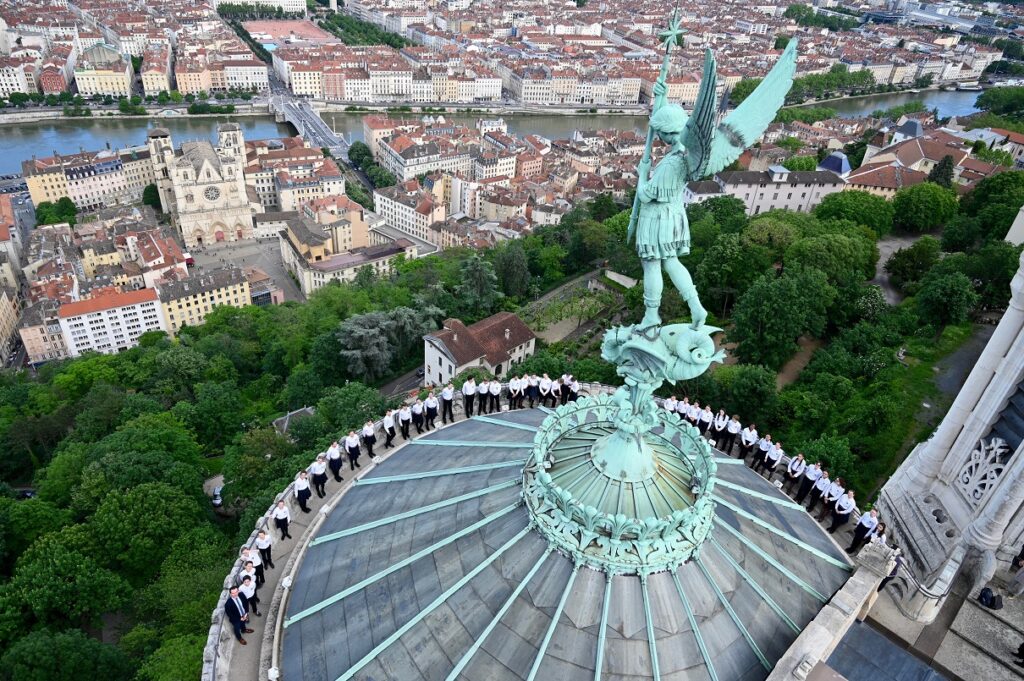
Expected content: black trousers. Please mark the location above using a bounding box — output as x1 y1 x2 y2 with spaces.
784 473 802 492
560 387 569 405
346 446 361 470
384 426 396 448
712 428 727 448
296 488 311 512
254 562 265 586
400 419 411 439
528 388 537 408
807 490 825 513
570 390 579 402
478 394 488 414
464 394 475 416
442 399 454 423
363 435 376 456
848 525 871 552
508 392 518 409
699 421 711 435
426 408 437 429
722 431 737 454
246 591 260 614
489 393 499 412
412 414 424 433
230 618 246 641
829 511 852 533
795 477 815 503
312 473 327 498
740 442 754 460
258 546 273 568
275 517 291 539
328 457 344 482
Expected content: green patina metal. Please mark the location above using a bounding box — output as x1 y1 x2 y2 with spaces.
709 538 801 633
527 563 580 681
334 525 532 681
640 573 662 680
594 572 613 681
672 571 718 681
354 459 524 484
471 414 541 432
310 478 519 546
694 557 772 670
285 503 521 627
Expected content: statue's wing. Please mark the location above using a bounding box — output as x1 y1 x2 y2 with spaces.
703 39 799 178
682 49 718 182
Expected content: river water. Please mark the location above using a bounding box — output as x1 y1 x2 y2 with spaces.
0 89 982 175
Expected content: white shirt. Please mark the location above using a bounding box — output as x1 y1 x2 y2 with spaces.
857 514 879 533
345 434 360 449
539 378 552 393
758 437 772 453
528 376 539 387
399 407 412 421
699 408 713 424
442 386 454 400
804 465 822 482
462 380 476 396
412 402 423 415
310 460 327 475
714 413 728 431
871 531 887 545
687 404 700 419
676 401 689 415
326 442 341 459
508 378 520 393
271 506 290 521
425 396 439 410
766 445 782 464
383 413 395 429
294 477 309 493
571 380 580 392
741 427 758 445
664 397 678 412
362 424 375 438
256 535 272 550
727 418 741 434
787 458 806 477
824 481 844 503
243 549 262 568
239 581 256 600
489 382 500 395
835 494 856 515
813 475 831 493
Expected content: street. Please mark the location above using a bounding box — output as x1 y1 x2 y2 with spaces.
190 237 304 303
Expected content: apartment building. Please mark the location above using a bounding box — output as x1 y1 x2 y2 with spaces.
0 56 39 96
58 288 167 357
158 266 250 335
374 181 446 246
141 43 172 96
23 146 155 211
0 286 20 366
74 43 132 96
715 166 846 216
19 299 67 365
378 135 472 181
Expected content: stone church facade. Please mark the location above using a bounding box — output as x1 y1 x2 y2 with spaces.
879 249 1024 623
147 124 257 249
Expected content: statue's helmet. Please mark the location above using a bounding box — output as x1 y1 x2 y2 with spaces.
650 103 688 134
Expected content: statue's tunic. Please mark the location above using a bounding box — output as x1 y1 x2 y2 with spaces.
635 151 690 260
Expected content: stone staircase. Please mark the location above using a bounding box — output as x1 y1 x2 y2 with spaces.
987 381 1024 454
932 596 1024 681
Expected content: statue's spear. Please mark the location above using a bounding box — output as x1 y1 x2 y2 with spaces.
627 10 685 244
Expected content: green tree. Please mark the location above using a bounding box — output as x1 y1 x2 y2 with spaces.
776 136 804 153
774 35 791 50
0 630 131 681
926 155 955 188
347 141 372 168
799 434 855 486
90 482 203 585
493 241 532 298
784 233 878 282
142 183 161 211
813 190 894 237
713 364 779 427
222 427 301 504
283 363 324 409
916 272 979 327
0 498 71 564
10 533 128 626
694 233 772 316
883 236 941 292
892 182 958 232
456 254 501 318
136 635 205 681
335 312 395 383
317 383 391 433
782 155 817 171
976 86 1024 119
730 269 836 369
941 214 981 252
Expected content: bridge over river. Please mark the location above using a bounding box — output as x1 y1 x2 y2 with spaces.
269 95 351 160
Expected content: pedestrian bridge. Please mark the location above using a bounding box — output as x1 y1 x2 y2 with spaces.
268 95 351 160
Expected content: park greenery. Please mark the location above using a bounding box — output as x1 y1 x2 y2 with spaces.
1 164 1023 677
34 198 79 227
783 4 860 31
347 140 399 189
319 13 408 49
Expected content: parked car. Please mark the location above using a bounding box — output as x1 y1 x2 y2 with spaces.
211 485 223 508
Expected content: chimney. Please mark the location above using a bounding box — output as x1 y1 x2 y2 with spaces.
452 332 458 342
504 328 510 341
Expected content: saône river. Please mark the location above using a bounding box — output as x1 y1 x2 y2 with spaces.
0 89 982 176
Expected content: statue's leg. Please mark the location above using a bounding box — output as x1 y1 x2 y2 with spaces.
664 257 708 328
640 258 662 329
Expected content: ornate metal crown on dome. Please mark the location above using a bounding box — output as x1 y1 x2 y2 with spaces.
523 321 726 575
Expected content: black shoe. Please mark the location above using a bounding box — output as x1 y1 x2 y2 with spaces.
269 563 275 569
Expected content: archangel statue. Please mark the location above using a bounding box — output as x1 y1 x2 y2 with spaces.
628 15 799 331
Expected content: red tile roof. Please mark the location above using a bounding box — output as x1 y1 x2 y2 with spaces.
59 288 157 318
